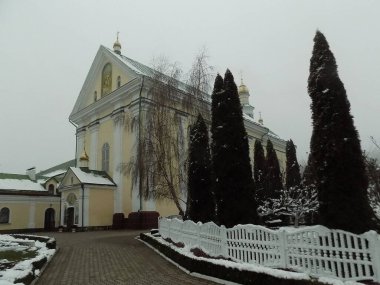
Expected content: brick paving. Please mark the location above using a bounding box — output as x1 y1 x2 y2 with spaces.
36 230 217 285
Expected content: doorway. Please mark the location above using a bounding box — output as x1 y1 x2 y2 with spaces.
44 208 55 230
67 207 75 228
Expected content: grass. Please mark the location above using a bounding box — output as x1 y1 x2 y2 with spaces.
0 249 37 271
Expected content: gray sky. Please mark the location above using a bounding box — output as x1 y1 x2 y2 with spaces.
1 0 379 174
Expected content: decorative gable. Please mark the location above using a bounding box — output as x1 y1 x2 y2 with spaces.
70 46 141 117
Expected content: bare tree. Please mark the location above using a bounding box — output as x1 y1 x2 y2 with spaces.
183 47 213 121
125 51 213 216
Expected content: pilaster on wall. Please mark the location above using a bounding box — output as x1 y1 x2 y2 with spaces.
88 121 100 170
112 108 125 213
176 114 188 212
82 188 90 227
76 127 86 166
27 201 36 228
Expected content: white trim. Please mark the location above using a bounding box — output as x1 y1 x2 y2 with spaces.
27 201 36 228
0 195 60 203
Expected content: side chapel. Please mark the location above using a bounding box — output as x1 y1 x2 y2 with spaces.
58 38 287 229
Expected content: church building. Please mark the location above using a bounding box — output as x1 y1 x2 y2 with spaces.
58 38 287 229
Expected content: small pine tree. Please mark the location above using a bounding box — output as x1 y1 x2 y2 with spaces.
308 31 377 233
186 114 214 223
211 70 258 227
264 139 283 199
285 139 301 189
254 140 266 202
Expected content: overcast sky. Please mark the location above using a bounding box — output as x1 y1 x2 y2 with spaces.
0 0 379 174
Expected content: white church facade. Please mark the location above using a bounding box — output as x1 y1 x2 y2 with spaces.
0 39 286 232
57 38 287 229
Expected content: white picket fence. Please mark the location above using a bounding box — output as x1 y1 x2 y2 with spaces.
158 218 380 282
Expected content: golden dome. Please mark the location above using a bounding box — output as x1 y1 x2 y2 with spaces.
113 39 121 49
238 84 249 94
79 149 89 161
238 77 249 94
113 32 122 54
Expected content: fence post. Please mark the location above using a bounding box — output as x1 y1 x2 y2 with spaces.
279 228 288 269
220 225 228 258
364 230 380 282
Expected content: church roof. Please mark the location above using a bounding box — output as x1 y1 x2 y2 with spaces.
37 159 76 178
106 47 192 93
68 167 116 186
0 173 47 193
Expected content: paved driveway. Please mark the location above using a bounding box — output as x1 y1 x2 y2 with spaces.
36 230 217 285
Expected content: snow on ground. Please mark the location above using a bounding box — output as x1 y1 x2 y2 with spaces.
146 233 365 285
0 235 55 284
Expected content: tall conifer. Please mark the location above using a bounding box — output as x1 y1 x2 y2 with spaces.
254 140 266 202
308 31 376 233
186 114 214 223
285 139 301 189
264 139 283 198
211 70 258 227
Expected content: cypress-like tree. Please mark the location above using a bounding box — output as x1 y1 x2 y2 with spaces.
254 140 266 202
302 154 315 186
211 69 258 227
285 139 301 189
308 31 376 233
186 114 214 223
264 139 283 198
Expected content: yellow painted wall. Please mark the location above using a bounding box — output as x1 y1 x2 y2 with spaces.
0 203 29 230
0 198 60 231
97 119 114 175
155 199 180 218
34 202 60 228
61 172 81 187
86 62 130 106
88 187 114 226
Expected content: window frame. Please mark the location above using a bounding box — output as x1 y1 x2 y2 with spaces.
0 207 10 224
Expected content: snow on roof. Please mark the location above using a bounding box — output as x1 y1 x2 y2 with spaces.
69 167 115 186
0 178 46 192
37 159 76 178
106 47 196 94
40 169 66 178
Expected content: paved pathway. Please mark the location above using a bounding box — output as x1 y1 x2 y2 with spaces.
36 230 217 285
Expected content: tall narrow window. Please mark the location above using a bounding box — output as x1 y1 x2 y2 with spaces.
102 143 110 172
117 76 121 88
101 63 112 96
94 91 97 102
0 207 10 223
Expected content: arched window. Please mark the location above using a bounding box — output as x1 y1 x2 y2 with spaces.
102 143 110 172
0 207 10 224
94 91 97 102
48 184 55 194
117 76 121 88
101 63 112 97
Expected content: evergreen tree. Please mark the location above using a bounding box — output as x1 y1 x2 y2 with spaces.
302 154 315 186
308 31 376 233
264 139 283 198
254 140 266 202
186 114 214 223
211 69 258 227
285 139 301 189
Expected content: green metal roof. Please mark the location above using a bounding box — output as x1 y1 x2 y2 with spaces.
37 159 76 177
